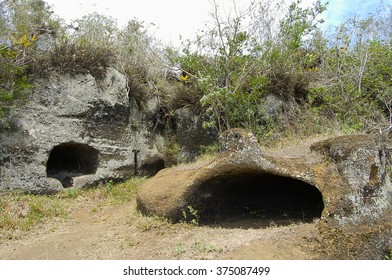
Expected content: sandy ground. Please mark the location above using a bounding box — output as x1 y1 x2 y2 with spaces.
0 197 321 260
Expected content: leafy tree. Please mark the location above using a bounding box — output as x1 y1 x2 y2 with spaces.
0 0 57 120
176 0 326 134
115 19 155 97
176 0 262 132
71 12 118 47
308 7 392 132
0 46 32 119
2 0 60 44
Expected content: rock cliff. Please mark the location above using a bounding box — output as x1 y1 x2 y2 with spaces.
0 68 165 193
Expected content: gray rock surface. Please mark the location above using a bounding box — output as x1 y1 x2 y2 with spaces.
174 107 217 163
0 68 164 193
311 135 392 224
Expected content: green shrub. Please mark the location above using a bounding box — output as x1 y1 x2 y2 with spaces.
0 0 59 120
2 0 391 144
0 46 33 120
199 143 220 156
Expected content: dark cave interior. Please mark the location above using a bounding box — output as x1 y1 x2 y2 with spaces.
191 172 324 228
46 142 99 187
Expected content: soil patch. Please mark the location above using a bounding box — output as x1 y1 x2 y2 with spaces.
0 195 321 260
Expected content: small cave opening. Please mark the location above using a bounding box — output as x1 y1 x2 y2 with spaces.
46 142 99 188
191 172 324 229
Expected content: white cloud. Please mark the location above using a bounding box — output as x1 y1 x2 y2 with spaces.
45 0 387 45
46 0 215 45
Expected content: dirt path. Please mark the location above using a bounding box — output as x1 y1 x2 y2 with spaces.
0 199 321 260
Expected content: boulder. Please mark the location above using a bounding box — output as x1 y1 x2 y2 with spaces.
137 129 392 258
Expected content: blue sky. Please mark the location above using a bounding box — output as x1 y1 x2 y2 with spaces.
321 0 390 28
45 0 391 45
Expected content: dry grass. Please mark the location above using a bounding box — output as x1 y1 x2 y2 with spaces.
28 37 115 80
0 177 322 260
0 177 145 240
260 133 342 164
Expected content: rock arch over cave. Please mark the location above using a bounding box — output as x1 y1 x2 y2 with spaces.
191 172 324 228
46 142 99 187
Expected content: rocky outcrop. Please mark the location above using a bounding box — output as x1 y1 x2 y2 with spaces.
311 134 391 225
137 129 392 257
174 107 217 163
0 68 164 193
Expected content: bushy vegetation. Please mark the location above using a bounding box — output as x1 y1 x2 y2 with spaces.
0 0 57 120
0 0 391 142
174 0 391 140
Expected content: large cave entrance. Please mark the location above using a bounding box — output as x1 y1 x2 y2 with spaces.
192 172 324 229
46 142 99 188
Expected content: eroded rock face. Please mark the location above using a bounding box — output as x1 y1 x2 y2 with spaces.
0 68 164 193
174 107 217 163
311 135 391 225
137 128 392 258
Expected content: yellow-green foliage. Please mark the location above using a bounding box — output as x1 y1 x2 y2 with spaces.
101 177 146 204
0 0 58 119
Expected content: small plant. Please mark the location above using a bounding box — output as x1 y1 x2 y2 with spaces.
120 237 135 249
181 205 200 225
243 206 265 217
104 179 114 193
195 143 220 162
137 215 169 231
385 249 392 260
191 240 222 254
29 35 115 80
174 242 185 257
164 141 181 163
130 119 140 129
64 188 80 199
